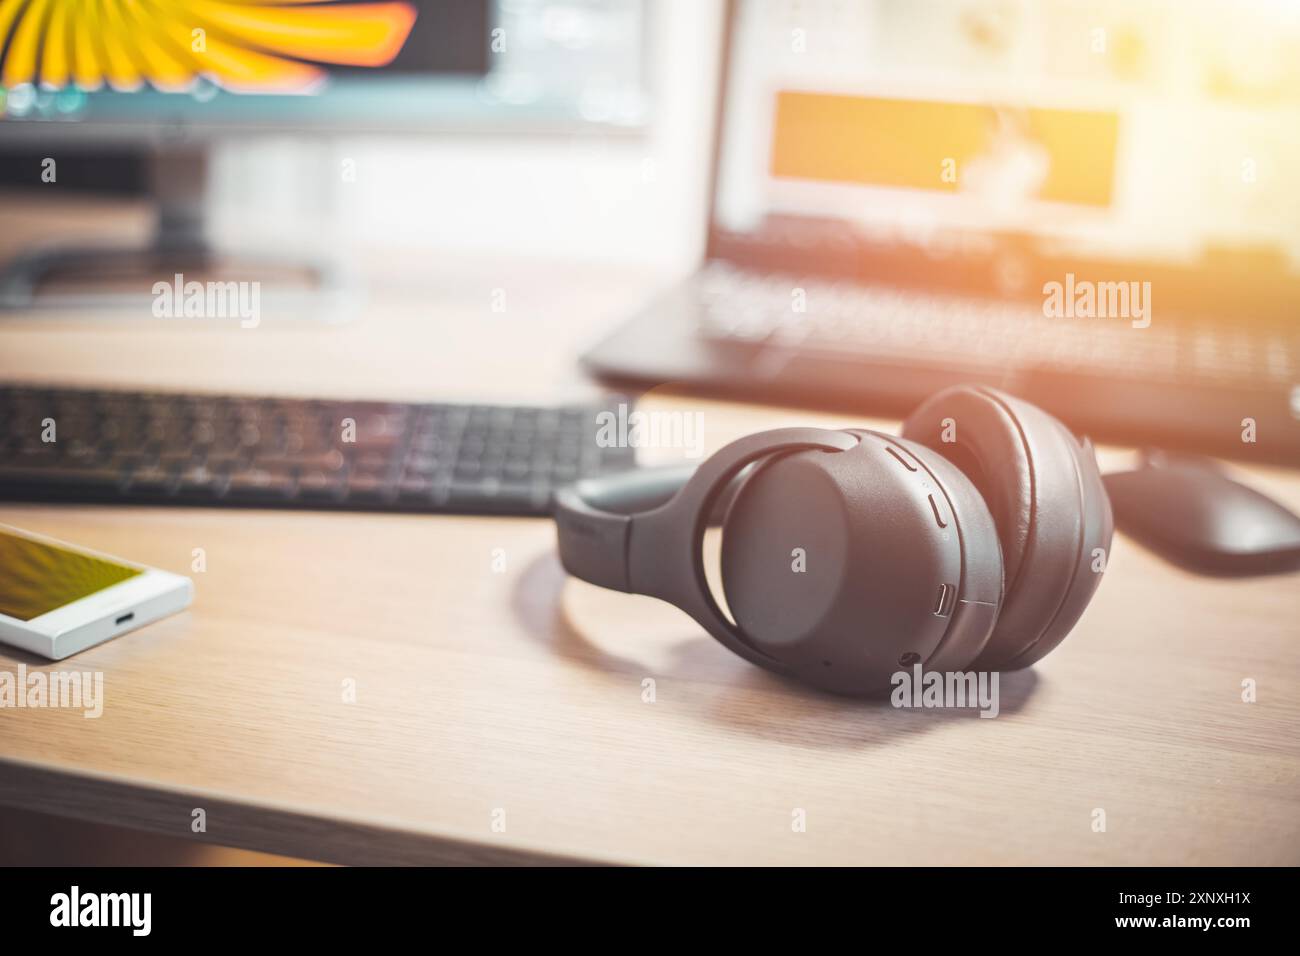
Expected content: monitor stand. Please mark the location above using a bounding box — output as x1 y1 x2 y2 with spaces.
0 147 357 321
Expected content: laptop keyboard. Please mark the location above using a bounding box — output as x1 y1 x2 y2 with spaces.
0 386 638 515
694 263 1297 387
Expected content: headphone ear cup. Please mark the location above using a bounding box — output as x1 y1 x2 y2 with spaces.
717 430 1003 695
901 386 1114 670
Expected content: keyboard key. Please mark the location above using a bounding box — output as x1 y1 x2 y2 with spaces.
296 470 346 501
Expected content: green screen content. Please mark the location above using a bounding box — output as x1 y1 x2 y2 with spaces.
0 528 141 621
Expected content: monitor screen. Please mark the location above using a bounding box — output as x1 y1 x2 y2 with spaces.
0 0 648 136
713 0 1300 272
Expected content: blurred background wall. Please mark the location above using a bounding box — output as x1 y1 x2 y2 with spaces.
206 0 724 272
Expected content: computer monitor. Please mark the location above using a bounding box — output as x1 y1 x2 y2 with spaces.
0 0 650 139
0 0 649 307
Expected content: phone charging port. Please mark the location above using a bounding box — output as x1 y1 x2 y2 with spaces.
114 612 135 626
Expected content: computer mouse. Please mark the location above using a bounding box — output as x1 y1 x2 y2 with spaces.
1102 456 1300 577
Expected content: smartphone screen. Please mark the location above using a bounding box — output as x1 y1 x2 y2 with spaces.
0 528 142 622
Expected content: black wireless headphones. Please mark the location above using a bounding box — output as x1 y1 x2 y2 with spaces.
554 385 1114 695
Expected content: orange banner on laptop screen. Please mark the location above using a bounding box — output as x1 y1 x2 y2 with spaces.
770 91 1119 208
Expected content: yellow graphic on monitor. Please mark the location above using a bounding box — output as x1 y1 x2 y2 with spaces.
771 91 1119 208
0 0 418 93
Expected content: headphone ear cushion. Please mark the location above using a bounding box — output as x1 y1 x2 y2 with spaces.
901 386 1114 669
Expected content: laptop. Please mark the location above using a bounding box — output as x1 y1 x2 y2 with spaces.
583 0 1300 464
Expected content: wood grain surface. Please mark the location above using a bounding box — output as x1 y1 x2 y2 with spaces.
1 195 1297 865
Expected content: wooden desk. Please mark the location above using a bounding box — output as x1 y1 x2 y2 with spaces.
2 204 1298 864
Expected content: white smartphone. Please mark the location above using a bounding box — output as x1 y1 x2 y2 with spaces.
0 523 193 660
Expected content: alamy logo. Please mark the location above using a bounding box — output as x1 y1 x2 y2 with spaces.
1042 272 1151 329
50 886 151 936
152 273 261 328
890 664 1000 718
0 665 103 718
595 403 705 459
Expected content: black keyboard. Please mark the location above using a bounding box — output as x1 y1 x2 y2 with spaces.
0 386 638 516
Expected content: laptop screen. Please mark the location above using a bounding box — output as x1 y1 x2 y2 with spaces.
711 0 1300 277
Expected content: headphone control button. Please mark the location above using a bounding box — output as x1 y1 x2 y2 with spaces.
885 445 918 471
927 493 948 529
